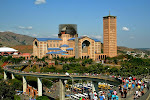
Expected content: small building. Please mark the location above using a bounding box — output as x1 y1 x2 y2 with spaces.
13 53 31 60
0 46 18 56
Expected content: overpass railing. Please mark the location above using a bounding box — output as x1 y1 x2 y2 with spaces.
3 64 119 82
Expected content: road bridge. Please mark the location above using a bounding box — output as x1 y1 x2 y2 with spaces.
3 65 121 100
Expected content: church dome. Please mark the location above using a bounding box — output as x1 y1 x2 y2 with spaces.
58 24 77 37
65 26 76 35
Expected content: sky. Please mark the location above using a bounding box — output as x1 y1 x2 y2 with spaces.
0 0 150 48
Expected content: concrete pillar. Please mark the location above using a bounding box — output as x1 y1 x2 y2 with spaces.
4 71 7 80
59 79 65 100
12 73 15 79
37 78 42 96
75 34 79 59
92 81 99 94
23 76 27 93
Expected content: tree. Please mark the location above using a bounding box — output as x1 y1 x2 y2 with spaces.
63 64 69 72
60 57 65 62
45 56 49 60
36 96 49 100
34 56 38 61
57 56 59 60
110 67 119 74
30 65 36 72
30 55 34 60
9 79 23 90
0 81 15 100
42 57 45 62
42 79 53 88
0 43 2 47
14 95 21 100
113 59 118 64
55 60 58 65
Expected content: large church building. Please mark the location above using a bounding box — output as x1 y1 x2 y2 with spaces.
33 14 117 61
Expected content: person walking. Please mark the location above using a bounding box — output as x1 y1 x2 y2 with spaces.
138 85 141 91
113 90 117 95
111 93 115 100
121 88 124 98
124 89 127 98
93 94 98 100
99 94 104 100
107 91 111 100
141 85 144 91
89 91 93 100
115 93 119 100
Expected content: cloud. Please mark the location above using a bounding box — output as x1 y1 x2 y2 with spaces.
51 34 58 37
18 26 25 29
129 36 135 39
47 34 58 38
26 26 32 30
0 30 4 32
34 0 46 5
6 30 13 32
18 26 33 30
122 27 129 31
32 34 38 37
90 35 102 40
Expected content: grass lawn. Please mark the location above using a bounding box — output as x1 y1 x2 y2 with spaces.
55 65 62 70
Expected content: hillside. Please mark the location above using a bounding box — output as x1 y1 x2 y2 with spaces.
117 46 150 55
0 31 34 47
13 45 33 53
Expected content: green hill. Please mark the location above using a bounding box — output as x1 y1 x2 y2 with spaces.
0 31 34 47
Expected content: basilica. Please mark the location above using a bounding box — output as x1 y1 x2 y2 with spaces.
33 14 117 61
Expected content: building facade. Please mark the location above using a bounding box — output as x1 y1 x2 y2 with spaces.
103 14 117 57
33 14 117 60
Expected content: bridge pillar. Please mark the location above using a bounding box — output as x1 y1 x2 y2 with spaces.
12 73 15 79
4 71 7 80
37 78 42 96
59 79 65 100
92 81 99 94
23 76 27 93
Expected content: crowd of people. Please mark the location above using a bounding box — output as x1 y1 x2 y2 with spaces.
120 76 149 99
76 76 149 100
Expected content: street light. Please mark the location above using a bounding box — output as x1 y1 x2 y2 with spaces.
105 68 110 95
65 72 73 97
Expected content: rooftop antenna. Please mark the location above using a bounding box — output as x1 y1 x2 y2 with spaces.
109 11 111 16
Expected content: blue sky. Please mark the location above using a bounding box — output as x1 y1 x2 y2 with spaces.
0 0 150 48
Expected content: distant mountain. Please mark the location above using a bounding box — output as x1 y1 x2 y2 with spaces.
117 46 150 55
0 31 34 47
136 48 150 51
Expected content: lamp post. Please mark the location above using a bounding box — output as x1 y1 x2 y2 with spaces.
65 72 73 96
80 79 84 93
105 68 110 94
